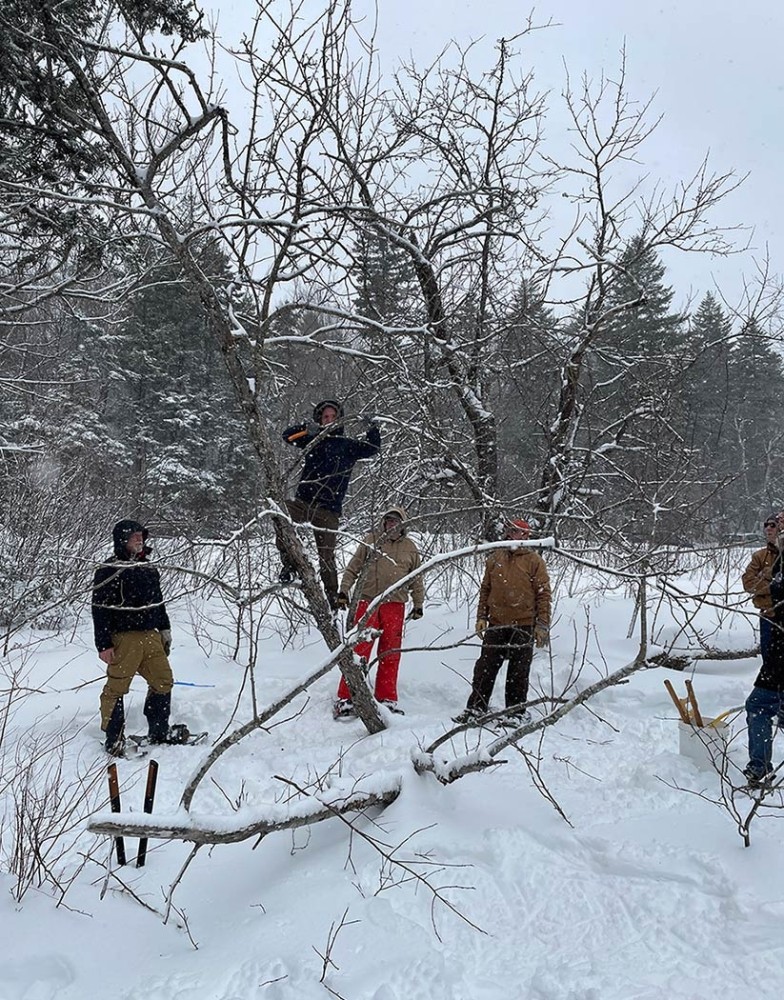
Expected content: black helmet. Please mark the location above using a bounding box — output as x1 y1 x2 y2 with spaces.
313 398 344 422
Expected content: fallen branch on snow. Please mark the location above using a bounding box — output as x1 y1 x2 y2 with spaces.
88 778 402 845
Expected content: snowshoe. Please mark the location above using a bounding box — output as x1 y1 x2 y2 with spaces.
495 710 532 729
379 700 405 715
103 737 147 760
332 699 356 721
451 708 481 725
128 726 208 748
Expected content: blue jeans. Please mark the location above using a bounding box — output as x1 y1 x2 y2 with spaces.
745 686 784 777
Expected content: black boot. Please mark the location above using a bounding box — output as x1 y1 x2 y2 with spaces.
104 698 126 755
144 690 171 744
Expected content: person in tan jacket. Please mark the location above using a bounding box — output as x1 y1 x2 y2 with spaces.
742 513 784 660
334 506 424 718
454 518 551 725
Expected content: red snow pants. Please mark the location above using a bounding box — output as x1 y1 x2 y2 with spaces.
337 600 406 703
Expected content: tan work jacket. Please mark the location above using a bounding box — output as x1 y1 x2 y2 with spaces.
478 547 551 628
742 543 781 617
341 532 424 606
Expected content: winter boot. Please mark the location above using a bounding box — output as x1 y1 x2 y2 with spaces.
104 697 126 755
144 690 171 744
278 564 296 585
743 766 775 789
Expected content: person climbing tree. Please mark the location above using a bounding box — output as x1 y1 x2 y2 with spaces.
277 398 381 608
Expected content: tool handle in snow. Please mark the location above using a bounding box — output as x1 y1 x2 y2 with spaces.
107 763 127 867
685 679 705 727
663 679 690 724
136 759 159 868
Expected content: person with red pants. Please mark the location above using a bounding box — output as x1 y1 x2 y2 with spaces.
334 506 424 718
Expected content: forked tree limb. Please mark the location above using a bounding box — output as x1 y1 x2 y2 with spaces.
414 655 649 785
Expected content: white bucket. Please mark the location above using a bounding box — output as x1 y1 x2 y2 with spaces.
678 719 731 772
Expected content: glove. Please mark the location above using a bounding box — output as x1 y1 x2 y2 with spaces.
771 575 784 602
408 607 423 621
336 591 350 610
306 420 323 437
160 629 172 656
475 618 488 636
359 414 377 432
534 625 549 649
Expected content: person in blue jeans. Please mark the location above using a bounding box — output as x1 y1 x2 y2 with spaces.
744 558 784 786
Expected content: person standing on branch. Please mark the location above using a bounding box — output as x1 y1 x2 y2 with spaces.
454 519 551 725
742 512 784 661
278 399 381 609
333 506 424 718
92 519 174 756
743 510 784 787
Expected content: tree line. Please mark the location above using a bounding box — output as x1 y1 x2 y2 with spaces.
1 0 782 634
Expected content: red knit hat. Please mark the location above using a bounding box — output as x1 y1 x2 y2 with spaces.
508 519 530 534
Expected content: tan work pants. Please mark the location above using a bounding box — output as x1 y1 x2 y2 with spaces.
99 630 173 730
278 497 341 601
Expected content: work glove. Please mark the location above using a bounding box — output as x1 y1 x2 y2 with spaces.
306 420 323 437
408 606 423 621
359 414 377 432
534 625 549 649
160 629 172 656
475 618 488 636
336 591 350 611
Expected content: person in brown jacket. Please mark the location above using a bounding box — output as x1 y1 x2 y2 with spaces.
742 512 784 660
333 506 424 718
454 518 551 725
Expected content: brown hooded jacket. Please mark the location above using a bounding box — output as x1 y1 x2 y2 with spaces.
340 507 425 607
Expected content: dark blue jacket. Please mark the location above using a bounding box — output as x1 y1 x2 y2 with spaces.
756 568 784 690
92 521 170 651
283 422 381 514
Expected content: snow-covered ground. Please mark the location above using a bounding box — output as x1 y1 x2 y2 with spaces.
2 550 783 1000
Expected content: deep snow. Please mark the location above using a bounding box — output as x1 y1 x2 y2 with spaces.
2 548 783 1000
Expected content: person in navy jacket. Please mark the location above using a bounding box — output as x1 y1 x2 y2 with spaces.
277 399 381 607
92 519 173 755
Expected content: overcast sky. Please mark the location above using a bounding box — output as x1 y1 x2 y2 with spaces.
212 1 784 310
370 0 784 306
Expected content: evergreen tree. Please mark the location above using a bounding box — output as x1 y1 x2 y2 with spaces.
352 229 416 327
725 319 784 526
491 280 562 501
599 235 687 401
105 248 259 529
574 239 695 543
680 292 733 451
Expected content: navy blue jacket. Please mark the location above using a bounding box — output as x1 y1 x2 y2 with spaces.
92 523 170 651
757 574 784 690
283 422 381 514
